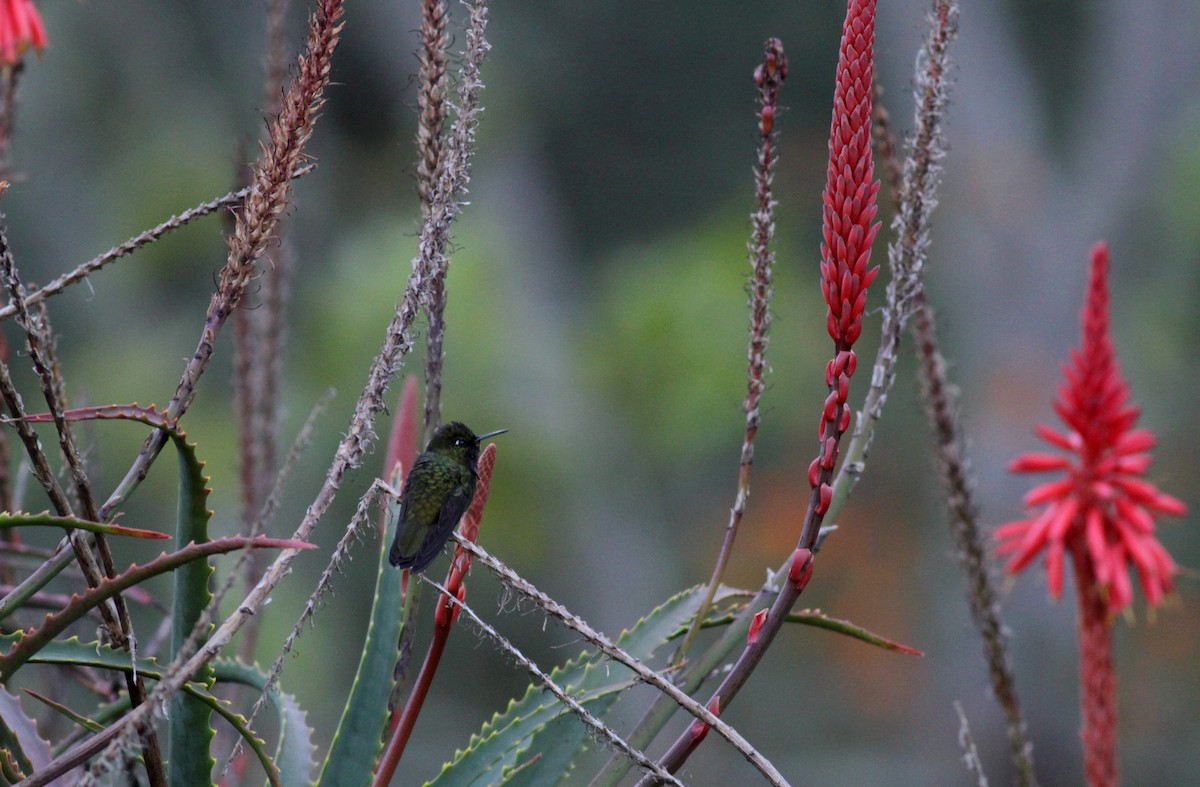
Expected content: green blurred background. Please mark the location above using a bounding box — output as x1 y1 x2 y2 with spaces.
4 0 1198 784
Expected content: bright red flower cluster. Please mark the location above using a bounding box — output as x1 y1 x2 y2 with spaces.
808 0 880 516
996 242 1186 613
0 0 45 66
819 0 880 352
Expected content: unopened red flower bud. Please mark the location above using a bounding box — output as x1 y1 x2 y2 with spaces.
815 483 833 515
760 104 775 136
748 609 768 644
807 457 821 488
789 548 814 590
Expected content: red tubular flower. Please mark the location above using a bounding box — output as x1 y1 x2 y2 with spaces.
996 242 1185 614
0 0 46 66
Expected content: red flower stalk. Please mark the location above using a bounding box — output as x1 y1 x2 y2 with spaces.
0 0 45 65
996 242 1186 614
996 241 1186 787
808 0 880 515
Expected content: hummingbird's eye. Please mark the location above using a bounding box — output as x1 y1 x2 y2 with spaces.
454 438 465 446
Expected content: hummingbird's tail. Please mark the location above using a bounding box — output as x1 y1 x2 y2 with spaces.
388 540 410 569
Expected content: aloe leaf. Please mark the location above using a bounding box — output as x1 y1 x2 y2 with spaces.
785 609 923 656
165 427 216 787
22 688 105 734
0 686 52 780
214 661 316 787
316 487 404 787
0 512 168 540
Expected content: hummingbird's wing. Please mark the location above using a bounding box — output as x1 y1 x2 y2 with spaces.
408 484 473 574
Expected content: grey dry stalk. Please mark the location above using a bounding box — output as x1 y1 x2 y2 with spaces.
98 0 344 523
0 165 314 325
236 0 297 662
418 0 469 438
876 2 1036 784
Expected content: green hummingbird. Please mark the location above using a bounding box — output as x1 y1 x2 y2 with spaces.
388 421 507 573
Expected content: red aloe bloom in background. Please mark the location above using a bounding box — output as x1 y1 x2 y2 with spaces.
998 241 1187 787
0 0 46 65
996 241 1186 614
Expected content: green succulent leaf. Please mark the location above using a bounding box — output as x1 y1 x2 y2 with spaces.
0 686 52 780
215 660 317 787
317 490 405 787
0 511 169 540
165 423 217 787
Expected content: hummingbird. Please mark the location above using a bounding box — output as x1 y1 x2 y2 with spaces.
388 421 507 573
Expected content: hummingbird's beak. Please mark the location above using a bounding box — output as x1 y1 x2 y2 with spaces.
476 428 508 442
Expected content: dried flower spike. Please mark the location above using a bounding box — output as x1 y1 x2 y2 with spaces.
0 0 45 65
996 242 1186 614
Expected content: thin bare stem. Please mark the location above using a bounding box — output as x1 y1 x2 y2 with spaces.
0 64 21 177
913 295 1038 787
880 2 1036 783
0 166 314 326
676 38 786 665
236 0 302 651
955 702 991 787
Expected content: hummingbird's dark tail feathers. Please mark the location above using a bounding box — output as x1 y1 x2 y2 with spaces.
389 538 440 573
389 541 411 569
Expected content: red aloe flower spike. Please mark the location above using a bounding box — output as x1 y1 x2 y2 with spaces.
997 241 1187 787
811 0 881 487
0 0 46 66
996 241 1186 615
819 0 880 353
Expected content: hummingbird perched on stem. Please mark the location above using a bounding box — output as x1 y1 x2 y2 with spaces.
388 421 507 573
